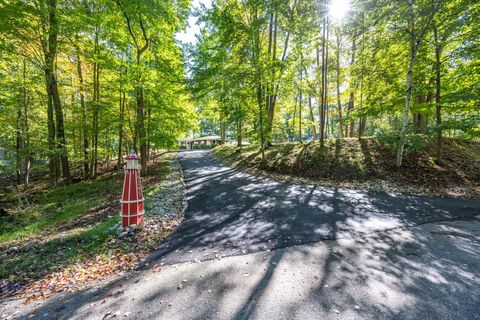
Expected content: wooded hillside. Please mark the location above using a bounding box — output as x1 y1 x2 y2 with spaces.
0 0 195 186
0 0 479 189
191 0 480 167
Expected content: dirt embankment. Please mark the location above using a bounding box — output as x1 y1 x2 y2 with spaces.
214 138 480 199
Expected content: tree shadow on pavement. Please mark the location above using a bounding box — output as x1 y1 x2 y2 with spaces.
144 150 480 266
8 150 480 319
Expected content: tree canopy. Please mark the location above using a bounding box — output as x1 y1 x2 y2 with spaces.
0 0 195 184
0 0 479 186
189 0 480 165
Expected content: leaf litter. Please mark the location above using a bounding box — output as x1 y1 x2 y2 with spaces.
1 153 186 304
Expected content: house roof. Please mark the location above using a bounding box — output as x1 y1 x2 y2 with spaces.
195 135 222 141
178 135 222 143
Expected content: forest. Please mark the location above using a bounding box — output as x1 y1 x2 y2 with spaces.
0 0 479 188
1 0 480 313
191 0 479 166
0 0 195 187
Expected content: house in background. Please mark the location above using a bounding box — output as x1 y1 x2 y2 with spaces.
178 135 222 150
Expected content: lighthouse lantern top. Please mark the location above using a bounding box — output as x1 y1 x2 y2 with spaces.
126 153 140 160
125 153 141 169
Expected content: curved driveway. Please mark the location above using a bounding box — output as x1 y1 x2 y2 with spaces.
149 150 480 265
9 149 480 320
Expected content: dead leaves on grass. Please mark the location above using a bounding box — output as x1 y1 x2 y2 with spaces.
20 253 141 303
2 153 185 305
16 219 179 303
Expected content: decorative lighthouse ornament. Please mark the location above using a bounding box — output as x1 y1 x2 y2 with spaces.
121 153 144 227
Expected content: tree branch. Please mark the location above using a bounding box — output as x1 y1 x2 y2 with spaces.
138 14 150 57
114 0 140 51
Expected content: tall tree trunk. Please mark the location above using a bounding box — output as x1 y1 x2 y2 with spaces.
136 61 147 170
267 11 277 144
347 94 354 137
268 26 289 140
41 0 58 186
324 17 330 140
347 30 356 137
136 83 147 172
134 48 148 173
434 25 443 164
70 77 77 158
236 105 242 147
292 95 297 139
396 0 439 167
45 72 57 186
298 69 302 142
118 89 125 169
252 6 264 159
257 82 265 159
265 10 273 144
146 91 151 160
396 33 419 167
16 99 23 185
308 96 317 137
358 17 366 138
52 69 70 183
237 123 242 147
220 111 226 144
298 49 304 142
91 68 98 177
91 30 100 178
358 76 366 137
45 0 70 184
115 0 150 172
335 29 344 138
135 43 149 173
319 14 327 147
76 48 89 179
22 59 30 186
267 1 297 144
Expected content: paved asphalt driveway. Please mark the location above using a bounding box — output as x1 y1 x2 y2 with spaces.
148 150 480 265
2 150 480 320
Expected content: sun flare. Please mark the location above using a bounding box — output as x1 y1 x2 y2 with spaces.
329 0 351 21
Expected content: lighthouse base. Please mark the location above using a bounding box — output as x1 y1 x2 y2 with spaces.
121 212 144 228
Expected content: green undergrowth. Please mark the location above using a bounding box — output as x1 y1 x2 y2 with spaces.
0 176 121 245
1 218 120 280
0 152 172 282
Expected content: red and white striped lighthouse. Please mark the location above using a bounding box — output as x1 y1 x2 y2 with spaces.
121 153 144 227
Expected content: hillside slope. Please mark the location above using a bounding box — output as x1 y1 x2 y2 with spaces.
214 138 480 198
